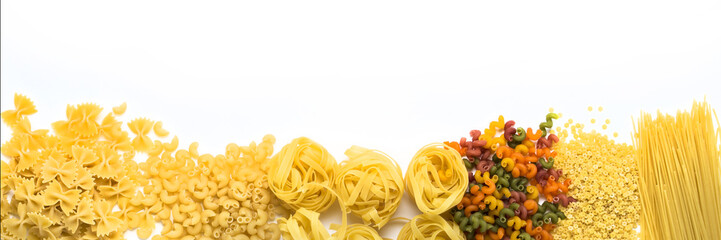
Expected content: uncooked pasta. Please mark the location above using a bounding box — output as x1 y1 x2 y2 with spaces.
334 145 404 229
634 99 721 239
405 143 468 214
268 137 338 212
397 213 463 240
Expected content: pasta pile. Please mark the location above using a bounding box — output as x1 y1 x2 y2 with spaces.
138 136 281 240
0 94 283 240
0 94 158 239
553 112 640 239
334 145 404 228
446 114 575 240
270 139 394 239
397 213 463 240
405 143 468 215
634 100 721 239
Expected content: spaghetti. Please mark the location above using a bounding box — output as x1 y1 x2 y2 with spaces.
634 99 721 239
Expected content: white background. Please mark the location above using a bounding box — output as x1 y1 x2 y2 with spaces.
2 1 720 239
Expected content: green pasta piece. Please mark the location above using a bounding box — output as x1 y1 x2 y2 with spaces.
513 127 526 142
539 157 555 169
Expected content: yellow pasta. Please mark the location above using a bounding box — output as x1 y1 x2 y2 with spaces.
42 180 81 215
113 102 127 115
268 137 337 212
332 224 387 240
0 95 157 239
128 118 155 151
138 135 281 240
334 145 404 228
94 199 124 236
634 99 721 239
397 213 463 240
154 121 170 137
1 93 37 126
277 208 331 240
405 143 468 214
555 111 639 240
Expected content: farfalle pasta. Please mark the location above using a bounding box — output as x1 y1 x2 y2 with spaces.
128 118 155 152
0 95 157 239
1 93 37 126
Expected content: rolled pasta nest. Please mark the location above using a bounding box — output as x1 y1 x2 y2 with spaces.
397 213 464 240
268 137 337 212
277 208 331 240
334 145 404 229
332 224 386 240
405 143 468 214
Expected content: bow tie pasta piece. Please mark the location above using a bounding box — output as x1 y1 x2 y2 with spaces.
1 93 37 126
64 196 95 234
93 199 123 236
68 103 103 137
40 157 78 186
127 118 155 152
43 180 81 215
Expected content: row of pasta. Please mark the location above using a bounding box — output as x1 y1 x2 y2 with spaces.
0 94 719 240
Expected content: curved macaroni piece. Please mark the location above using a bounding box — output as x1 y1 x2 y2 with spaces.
112 102 127 115
153 121 170 137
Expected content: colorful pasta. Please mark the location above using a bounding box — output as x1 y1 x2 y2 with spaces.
448 114 574 240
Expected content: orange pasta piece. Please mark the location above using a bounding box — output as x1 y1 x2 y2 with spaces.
526 163 538 179
526 128 543 140
472 193 485 205
524 200 538 214
481 179 496 195
525 220 543 236
496 146 514 158
464 205 479 217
